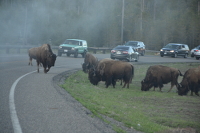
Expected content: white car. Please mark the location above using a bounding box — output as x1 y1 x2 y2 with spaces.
190 45 200 57
194 47 200 60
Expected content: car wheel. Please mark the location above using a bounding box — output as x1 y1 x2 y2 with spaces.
57 52 62 56
191 53 194 57
74 51 78 58
67 53 70 57
135 56 139 62
141 51 145 56
160 54 164 57
173 53 177 58
184 54 188 58
128 56 132 62
196 57 199 60
82 51 87 58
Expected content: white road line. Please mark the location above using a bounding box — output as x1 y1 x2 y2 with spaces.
9 70 37 133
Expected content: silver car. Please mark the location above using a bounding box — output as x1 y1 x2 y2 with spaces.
194 46 200 60
190 45 200 57
110 45 139 62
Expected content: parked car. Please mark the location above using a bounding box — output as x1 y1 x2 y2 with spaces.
194 46 200 60
58 39 87 58
124 41 145 56
160 43 190 58
110 45 139 62
190 45 200 57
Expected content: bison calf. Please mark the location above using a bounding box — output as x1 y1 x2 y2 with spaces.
141 65 183 92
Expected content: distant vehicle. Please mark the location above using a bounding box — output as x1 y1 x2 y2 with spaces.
58 39 87 58
110 45 139 62
160 43 190 58
124 41 145 56
194 46 200 60
190 45 200 57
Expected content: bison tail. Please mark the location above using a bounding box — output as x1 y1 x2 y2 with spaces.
178 70 183 76
130 65 134 83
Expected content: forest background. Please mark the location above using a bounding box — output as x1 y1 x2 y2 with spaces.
0 0 200 50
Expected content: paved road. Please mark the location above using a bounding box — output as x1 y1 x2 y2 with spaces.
0 53 199 133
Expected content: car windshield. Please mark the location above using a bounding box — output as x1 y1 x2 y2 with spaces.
115 46 129 50
164 44 179 49
63 40 79 45
125 42 138 47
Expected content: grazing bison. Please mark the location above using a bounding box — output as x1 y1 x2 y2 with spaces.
177 66 200 96
141 65 183 92
88 58 115 86
28 44 56 73
88 59 134 88
82 53 98 73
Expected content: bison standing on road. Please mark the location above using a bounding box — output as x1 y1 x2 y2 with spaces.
88 59 134 88
28 44 56 73
177 66 200 96
141 65 183 92
82 53 98 73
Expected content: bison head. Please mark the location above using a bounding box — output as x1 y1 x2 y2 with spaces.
177 83 189 96
82 63 95 73
47 54 57 67
88 68 101 85
82 63 87 73
141 79 154 91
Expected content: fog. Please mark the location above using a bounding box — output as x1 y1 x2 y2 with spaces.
0 0 199 49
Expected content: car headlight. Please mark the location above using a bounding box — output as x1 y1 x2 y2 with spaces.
170 50 174 52
72 48 75 50
59 46 62 49
160 49 163 51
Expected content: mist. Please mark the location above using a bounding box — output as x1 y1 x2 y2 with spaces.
0 0 199 50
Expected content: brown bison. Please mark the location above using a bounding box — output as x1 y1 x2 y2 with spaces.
141 65 183 92
28 44 56 73
82 53 98 73
177 66 200 96
88 59 134 88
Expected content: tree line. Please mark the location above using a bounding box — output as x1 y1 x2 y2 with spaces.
0 0 200 50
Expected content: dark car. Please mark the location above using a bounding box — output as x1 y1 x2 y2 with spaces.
160 43 190 58
124 41 145 56
110 45 139 62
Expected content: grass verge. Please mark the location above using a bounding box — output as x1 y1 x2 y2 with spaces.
61 62 200 133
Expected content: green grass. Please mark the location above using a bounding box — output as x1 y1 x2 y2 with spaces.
61 63 200 133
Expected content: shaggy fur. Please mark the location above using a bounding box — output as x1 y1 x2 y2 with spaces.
28 44 56 73
177 66 200 96
141 65 183 92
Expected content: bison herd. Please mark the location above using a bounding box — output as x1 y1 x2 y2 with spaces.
82 53 200 96
27 45 199 97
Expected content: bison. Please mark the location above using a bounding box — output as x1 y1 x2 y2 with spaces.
141 65 183 92
28 44 56 73
88 59 134 88
82 53 98 73
177 66 200 96
88 58 115 86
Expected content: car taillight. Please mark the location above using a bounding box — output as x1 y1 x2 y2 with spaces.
111 50 116 53
194 50 199 52
122 51 128 54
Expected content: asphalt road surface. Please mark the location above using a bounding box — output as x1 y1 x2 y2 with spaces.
0 53 199 133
